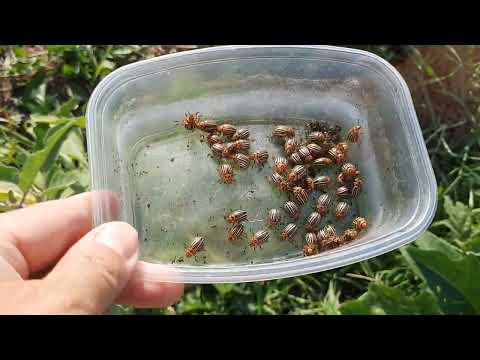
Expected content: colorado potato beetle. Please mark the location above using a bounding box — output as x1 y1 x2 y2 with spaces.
351 177 363 197
217 123 237 137
315 194 331 216
249 230 270 250
227 210 248 224
336 186 350 198
289 152 303 165
283 201 300 220
305 211 322 232
273 125 295 139
232 139 250 153
342 228 359 243
337 173 347 186
336 142 349 154
347 125 361 143
303 233 319 257
335 202 351 221
249 150 269 165
312 157 334 168
281 223 298 241
232 153 250 169
318 224 336 242
183 112 200 130
269 172 288 191
321 236 344 251
211 143 227 157
267 209 282 228
353 217 368 232
219 164 235 184
197 120 218 133
227 224 245 242
292 186 309 206
284 137 300 156
185 236 205 257
232 128 250 141
306 143 323 158
328 147 346 163
312 175 331 190
307 131 326 144
298 146 311 159
341 163 360 179
288 165 308 182
274 157 289 174
207 133 223 147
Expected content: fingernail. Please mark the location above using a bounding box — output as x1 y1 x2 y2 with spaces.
95 222 138 261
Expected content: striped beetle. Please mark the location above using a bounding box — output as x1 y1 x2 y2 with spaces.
249 230 270 250
196 119 218 133
227 210 248 224
335 202 351 221
273 125 295 139
305 211 322 232
185 236 205 257
336 186 350 198
227 224 245 242
219 164 235 184
353 217 368 232
217 123 237 137
232 153 250 169
283 201 300 220
281 223 298 241
315 194 331 216
249 150 269 165
292 186 309 206
351 177 363 198
303 233 319 257
267 209 281 228
347 125 361 143
274 156 289 174
288 165 308 182
231 128 250 141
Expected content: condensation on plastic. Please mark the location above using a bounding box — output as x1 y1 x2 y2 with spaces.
86 45 437 283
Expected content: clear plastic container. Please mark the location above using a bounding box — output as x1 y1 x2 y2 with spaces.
86 45 437 283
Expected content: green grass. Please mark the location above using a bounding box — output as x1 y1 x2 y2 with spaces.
1 45 479 315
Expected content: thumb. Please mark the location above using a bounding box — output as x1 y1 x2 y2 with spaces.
44 221 139 314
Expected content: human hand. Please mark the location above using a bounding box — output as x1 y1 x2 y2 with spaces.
0 192 184 314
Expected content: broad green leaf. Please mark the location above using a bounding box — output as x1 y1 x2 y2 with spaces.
340 283 442 315
59 128 87 165
112 47 135 56
465 233 480 253
13 46 28 58
415 231 463 260
0 164 19 183
95 59 115 78
30 114 65 125
56 97 79 117
406 246 480 314
213 284 236 296
18 117 83 193
0 181 36 204
321 281 341 315
44 168 79 200
59 187 76 199
442 195 472 240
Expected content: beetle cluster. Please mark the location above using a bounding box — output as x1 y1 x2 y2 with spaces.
181 112 369 261
182 112 268 184
268 123 368 256
182 112 271 258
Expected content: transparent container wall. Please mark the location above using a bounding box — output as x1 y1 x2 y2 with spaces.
88 46 435 281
